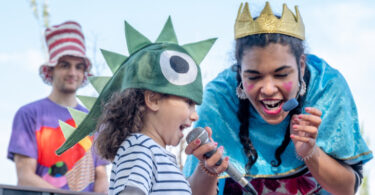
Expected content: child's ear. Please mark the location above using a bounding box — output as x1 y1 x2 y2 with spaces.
144 90 161 111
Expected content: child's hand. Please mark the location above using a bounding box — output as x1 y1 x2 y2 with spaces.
185 126 229 175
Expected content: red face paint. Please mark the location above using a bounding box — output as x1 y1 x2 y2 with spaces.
243 82 254 92
283 81 293 93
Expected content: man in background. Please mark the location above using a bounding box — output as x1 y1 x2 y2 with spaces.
7 21 108 193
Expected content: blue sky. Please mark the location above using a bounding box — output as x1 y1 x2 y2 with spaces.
1 0 374 193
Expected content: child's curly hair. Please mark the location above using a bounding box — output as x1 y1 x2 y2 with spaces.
95 88 147 161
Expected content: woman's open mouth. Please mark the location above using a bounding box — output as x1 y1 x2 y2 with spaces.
260 100 283 115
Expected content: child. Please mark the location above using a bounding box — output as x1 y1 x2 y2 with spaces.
55 17 223 194
98 88 198 194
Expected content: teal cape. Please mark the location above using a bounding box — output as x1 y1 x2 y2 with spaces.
183 54 372 179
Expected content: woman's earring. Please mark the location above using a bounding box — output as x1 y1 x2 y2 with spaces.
299 80 306 96
236 82 248 100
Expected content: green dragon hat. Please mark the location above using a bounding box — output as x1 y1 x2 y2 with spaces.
56 17 216 155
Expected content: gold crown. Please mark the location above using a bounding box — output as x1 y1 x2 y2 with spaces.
235 2 305 40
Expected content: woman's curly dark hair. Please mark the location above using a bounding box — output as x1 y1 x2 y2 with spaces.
95 88 147 161
233 33 310 171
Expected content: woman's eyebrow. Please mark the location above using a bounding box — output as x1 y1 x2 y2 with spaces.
244 69 260 74
274 65 292 72
243 65 292 74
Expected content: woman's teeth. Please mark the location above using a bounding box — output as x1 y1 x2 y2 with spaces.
262 100 282 110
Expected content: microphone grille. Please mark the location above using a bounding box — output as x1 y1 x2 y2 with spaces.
282 98 299 111
186 127 206 144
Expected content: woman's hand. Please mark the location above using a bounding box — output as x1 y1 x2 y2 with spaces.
185 126 229 175
290 107 322 160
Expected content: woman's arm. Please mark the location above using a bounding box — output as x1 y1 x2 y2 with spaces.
305 147 355 195
291 107 356 195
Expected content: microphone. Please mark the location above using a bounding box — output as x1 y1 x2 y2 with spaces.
282 98 299 112
186 127 257 195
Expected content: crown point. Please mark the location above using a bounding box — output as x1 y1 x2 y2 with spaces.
259 1 277 19
237 2 253 22
264 2 272 13
295 6 302 22
243 2 253 21
281 3 296 21
282 4 288 13
236 2 243 19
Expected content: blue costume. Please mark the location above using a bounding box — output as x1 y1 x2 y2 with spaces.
183 55 372 194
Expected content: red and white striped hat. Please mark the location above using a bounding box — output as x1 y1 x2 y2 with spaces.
39 21 92 85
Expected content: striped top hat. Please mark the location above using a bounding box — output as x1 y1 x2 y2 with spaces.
39 21 92 85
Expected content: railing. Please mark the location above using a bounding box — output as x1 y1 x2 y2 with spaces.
0 184 106 195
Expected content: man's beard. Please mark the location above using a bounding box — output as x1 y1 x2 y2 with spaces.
59 84 79 94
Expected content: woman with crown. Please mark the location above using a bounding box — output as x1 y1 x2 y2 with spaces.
183 2 372 195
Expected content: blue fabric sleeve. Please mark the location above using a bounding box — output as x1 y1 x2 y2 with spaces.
304 55 372 164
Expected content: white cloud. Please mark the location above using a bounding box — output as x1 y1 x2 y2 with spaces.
0 49 45 71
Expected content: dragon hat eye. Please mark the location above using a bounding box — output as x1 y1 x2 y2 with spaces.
159 50 198 85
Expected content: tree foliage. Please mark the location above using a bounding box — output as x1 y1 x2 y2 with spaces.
30 0 50 28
